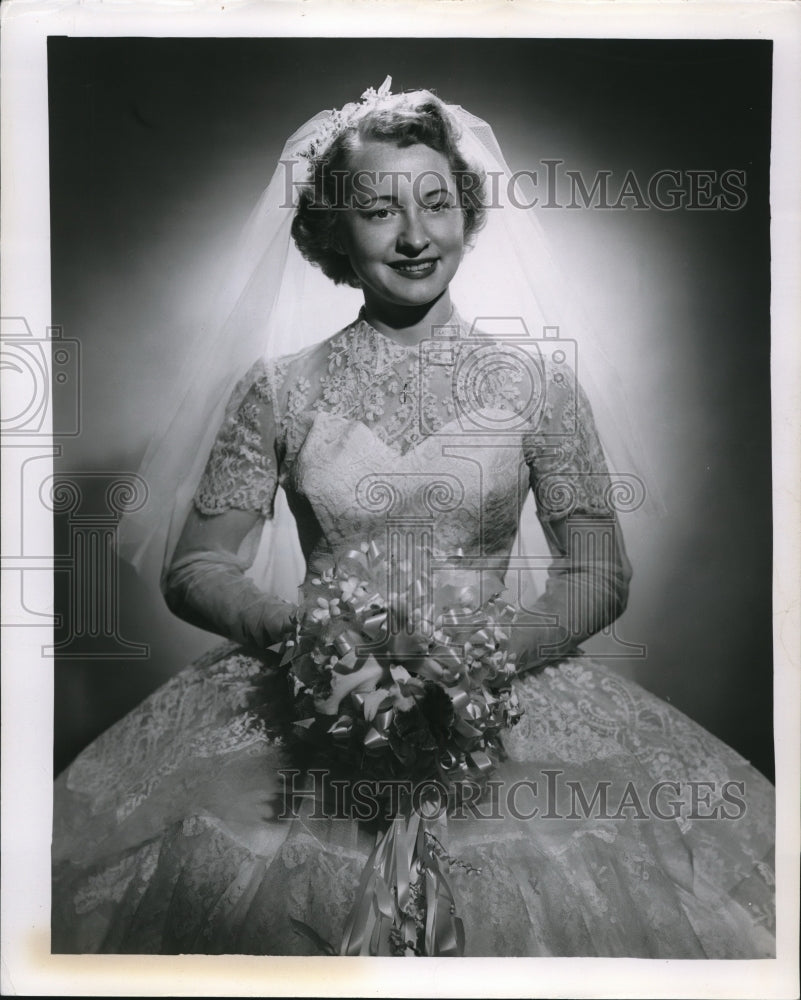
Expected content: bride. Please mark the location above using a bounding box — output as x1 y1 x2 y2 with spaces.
51 82 775 957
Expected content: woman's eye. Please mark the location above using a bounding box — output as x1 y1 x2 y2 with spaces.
423 201 452 213
364 208 393 220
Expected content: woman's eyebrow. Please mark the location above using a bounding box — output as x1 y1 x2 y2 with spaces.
371 188 450 200
356 187 452 208
418 185 452 200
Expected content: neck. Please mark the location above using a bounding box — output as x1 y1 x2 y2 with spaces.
360 290 454 346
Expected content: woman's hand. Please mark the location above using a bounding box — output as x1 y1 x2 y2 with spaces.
313 656 385 716
165 507 300 649
265 599 298 642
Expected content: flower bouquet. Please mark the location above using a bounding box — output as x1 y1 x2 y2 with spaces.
272 539 524 955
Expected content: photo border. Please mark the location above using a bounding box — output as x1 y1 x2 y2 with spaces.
1 1 799 996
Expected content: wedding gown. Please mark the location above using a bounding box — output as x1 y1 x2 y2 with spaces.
52 312 775 957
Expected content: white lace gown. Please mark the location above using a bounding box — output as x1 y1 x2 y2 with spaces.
52 314 775 956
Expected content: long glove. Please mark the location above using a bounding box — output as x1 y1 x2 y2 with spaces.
163 548 296 649
508 514 632 672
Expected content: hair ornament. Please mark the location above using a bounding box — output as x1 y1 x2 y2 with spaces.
298 75 395 161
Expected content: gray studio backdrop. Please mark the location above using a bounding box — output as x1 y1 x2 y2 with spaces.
48 38 774 780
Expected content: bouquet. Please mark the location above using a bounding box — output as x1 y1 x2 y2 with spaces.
272 539 524 955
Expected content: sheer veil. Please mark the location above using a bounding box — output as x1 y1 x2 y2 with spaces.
118 80 662 606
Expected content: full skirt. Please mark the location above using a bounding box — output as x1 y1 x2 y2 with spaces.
52 644 775 957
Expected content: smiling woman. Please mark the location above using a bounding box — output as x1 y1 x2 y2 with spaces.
335 142 465 318
51 81 775 959
291 91 486 315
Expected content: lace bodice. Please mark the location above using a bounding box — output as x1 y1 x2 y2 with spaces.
195 311 615 564
56 328 775 962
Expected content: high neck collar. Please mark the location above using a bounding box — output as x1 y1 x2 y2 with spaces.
354 305 467 348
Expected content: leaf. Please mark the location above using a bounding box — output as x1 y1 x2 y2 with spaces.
289 917 336 955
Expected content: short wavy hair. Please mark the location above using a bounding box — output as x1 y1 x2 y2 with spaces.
291 92 487 288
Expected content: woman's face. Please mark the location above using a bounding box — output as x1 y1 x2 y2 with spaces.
337 140 465 310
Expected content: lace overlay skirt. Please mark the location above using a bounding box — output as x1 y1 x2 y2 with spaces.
52 645 775 957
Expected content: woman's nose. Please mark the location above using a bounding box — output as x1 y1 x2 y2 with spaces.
396 210 430 254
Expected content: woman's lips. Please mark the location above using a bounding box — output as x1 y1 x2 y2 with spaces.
387 259 438 279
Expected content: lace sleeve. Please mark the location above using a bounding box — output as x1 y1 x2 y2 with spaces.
193 360 280 518
523 361 613 520
515 361 631 669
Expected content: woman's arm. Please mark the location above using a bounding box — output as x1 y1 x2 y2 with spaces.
512 363 633 671
164 508 295 649
162 366 296 650
509 506 632 671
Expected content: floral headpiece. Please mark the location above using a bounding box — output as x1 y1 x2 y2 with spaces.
299 76 396 161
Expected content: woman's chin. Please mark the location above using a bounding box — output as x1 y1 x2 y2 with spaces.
376 280 453 312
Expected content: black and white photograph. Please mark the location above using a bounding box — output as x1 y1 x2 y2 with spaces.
1 2 799 996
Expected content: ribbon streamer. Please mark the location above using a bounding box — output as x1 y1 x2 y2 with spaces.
338 809 467 957
277 539 526 955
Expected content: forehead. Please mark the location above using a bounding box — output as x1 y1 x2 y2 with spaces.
346 139 455 189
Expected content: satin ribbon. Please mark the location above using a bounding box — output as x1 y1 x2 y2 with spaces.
422 820 465 956
284 544 525 835
363 612 388 640
280 550 527 958
339 809 467 957
327 714 353 740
